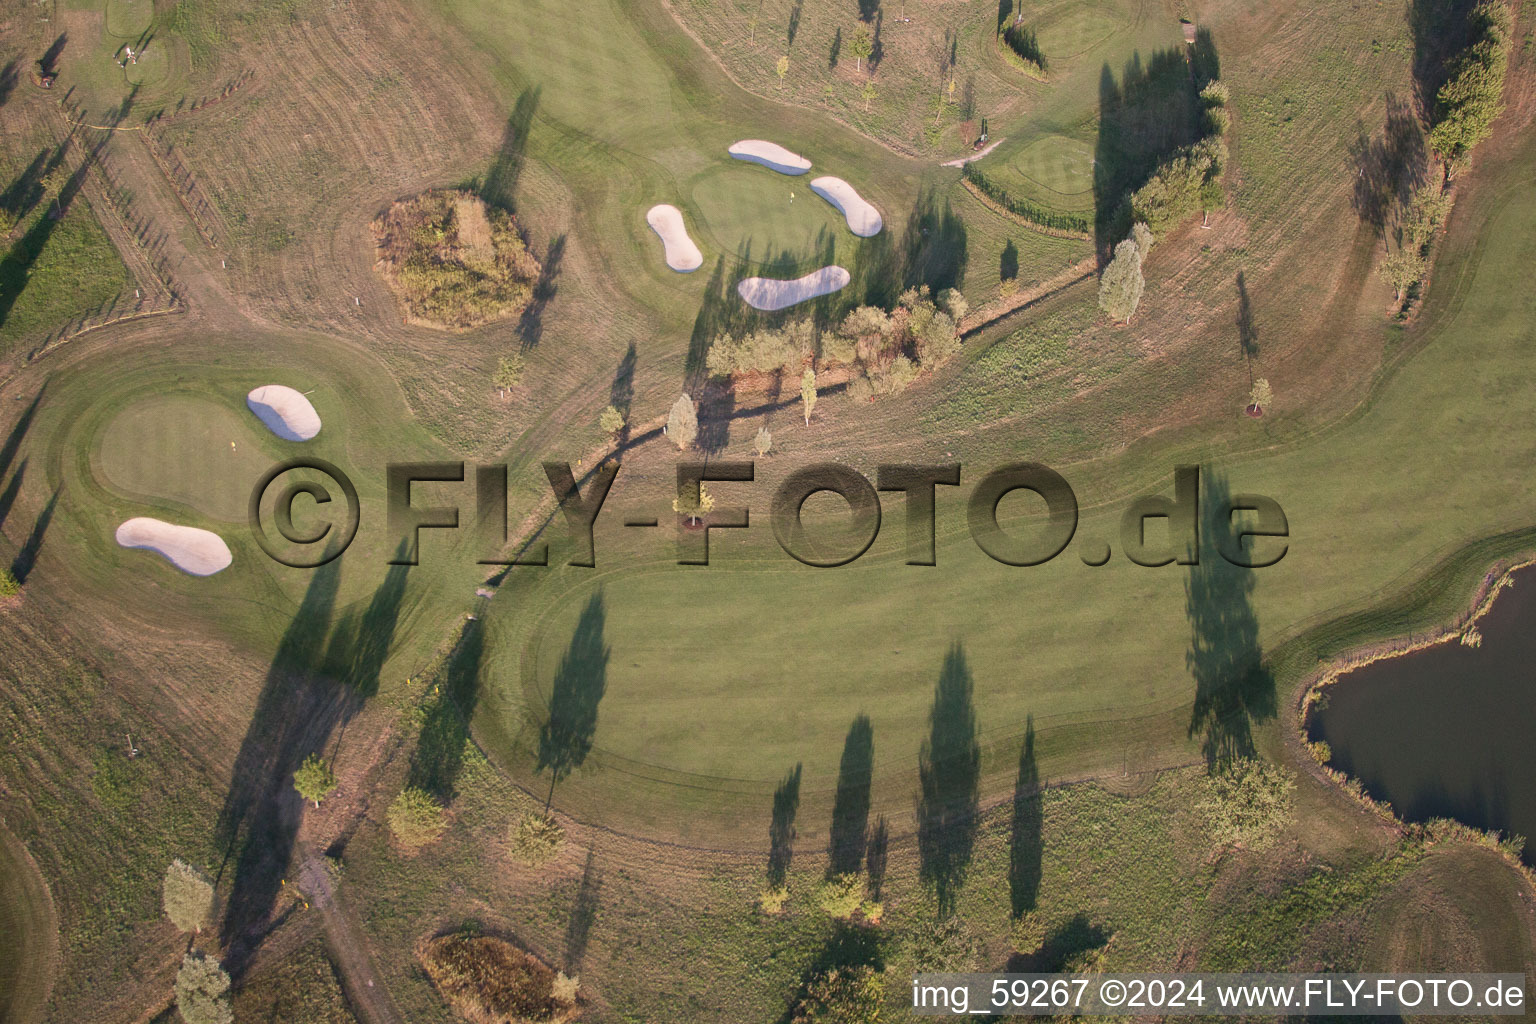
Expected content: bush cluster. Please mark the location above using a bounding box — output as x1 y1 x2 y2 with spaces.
1128 82 1230 234
418 933 578 1024
962 163 1093 235
1429 1 1513 164
372 190 542 329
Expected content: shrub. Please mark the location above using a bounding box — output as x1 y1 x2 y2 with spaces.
962 164 1092 235
818 873 864 918
372 190 541 329
907 916 980 972
791 966 883 1024
1097 236 1144 323
418 933 578 1024
707 319 815 375
1000 24 1047 77
1129 138 1225 234
1429 0 1514 164
388 787 447 850
757 885 790 914
293 753 337 808
598 405 625 434
510 812 565 867
175 952 233 1024
162 859 216 933
0 567 18 598
1200 757 1295 850
1011 909 1047 953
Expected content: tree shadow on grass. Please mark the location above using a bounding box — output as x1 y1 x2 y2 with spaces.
481 86 541 214
828 714 874 877
1091 48 1204 251
407 610 485 802
917 643 980 918
536 590 609 808
217 556 412 974
1349 94 1426 235
518 232 565 352
609 341 636 417
767 762 803 888
1005 913 1110 971
9 486 57 583
1408 0 1479 118
1186 472 1277 770
865 814 888 900
1008 716 1042 918
563 848 600 972
1235 270 1258 363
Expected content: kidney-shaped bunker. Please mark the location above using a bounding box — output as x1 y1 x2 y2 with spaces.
246 385 321 441
728 139 813 175
116 518 233 576
736 266 851 311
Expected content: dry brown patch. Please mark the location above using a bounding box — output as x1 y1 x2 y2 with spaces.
417 932 580 1024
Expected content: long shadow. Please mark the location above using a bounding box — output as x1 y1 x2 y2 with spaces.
217 557 411 974
1005 913 1109 970
609 341 636 417
1349 94 1426 234
518 233 565 351
0 60 17 108
1008 716 1042 918
916 643 980 918
828 27 841 68
696 381 736 455
827 714 874 877
407 611 485 801
1408 0 1478 118
536 591 609 808
481 86 541 213
1235 271 1258 363
767 762 803 888
0 387 43 483
1186 472 1277 770
787 0 803 48
0 150 51 221
9 486 57 583
866 814 888 900
0 459 24 534
900 190 967 296
1091 48 1204 251
564 848 600 972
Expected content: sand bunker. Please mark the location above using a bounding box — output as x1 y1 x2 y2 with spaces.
646 204 704 272
246 385 321 441
116 518 232 576
737 266 851 311
810 176 883 237
728 140 812 175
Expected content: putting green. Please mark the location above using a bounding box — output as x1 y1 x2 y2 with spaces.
1036 2 1126 60
104 0 154 38
687 162 852 271
96 395 277 522
123 43 171 89
1014 134 1096 206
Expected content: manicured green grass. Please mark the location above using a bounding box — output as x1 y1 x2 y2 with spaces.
1034 1 1127 61
96 394 281 521
1011 134 1095 206
686 161 852 269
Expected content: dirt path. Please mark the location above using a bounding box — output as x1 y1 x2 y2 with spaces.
941 137 1004 167
296 851 406 1024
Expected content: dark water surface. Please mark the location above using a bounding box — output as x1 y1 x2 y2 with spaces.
1312 565 1536 860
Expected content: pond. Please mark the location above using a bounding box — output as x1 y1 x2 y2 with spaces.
1311 565 1536 862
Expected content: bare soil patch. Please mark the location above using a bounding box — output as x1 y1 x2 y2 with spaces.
417 932 579 1024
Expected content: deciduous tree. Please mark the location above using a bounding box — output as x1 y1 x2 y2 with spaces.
848 26 872 71
667 393 698 449
292 753 337 808
673 483 715 525
1097 236 1144 323
599 404 625 435
1378 249 1426 300
175 952 233 1024
801 368 818 424
776 54 790 88
162 859 216 933
387 786 446 849
1248 377 1273 413
754 426 773 457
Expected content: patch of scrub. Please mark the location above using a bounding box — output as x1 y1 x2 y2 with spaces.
246 385 322 441
728 140 812 175
646 205 703 272
0 824 57 1024
809 177 883 236
737 266 850 311
115 518 232 576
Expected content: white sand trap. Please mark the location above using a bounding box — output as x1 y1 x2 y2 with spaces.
809 176 883 237
728 139 812 175
737 266 851 311
116 518 232 576
646 204 703 272
246 385 321 441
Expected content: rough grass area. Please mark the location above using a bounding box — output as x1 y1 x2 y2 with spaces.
232 940 358 1024
372 190 541 330
417 931 578 1024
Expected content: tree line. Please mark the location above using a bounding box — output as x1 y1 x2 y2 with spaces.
961 162 1094 235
